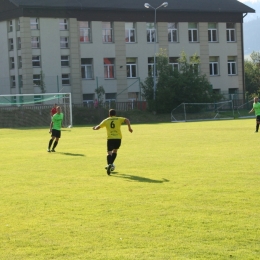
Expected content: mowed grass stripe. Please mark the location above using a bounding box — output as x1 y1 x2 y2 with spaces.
0 119 259 259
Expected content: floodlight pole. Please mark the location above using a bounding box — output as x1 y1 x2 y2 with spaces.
144 2 168 101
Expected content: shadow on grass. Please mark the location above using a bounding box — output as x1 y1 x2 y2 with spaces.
58 152 85 157
111 173 169 183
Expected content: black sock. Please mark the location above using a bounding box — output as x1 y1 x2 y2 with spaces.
107 154 113 165
257 124 259 132
52 141 58 150
111 153 117 164
48 139 53 149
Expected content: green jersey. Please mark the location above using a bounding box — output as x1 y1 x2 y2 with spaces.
253 102 260 116
99 116 126 139
52 113 63 130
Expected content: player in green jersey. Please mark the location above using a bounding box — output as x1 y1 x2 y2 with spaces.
47 106 64 152
249 97 260 132
93 109 133 175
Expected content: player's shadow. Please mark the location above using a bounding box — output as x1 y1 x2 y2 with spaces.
112 173 169 183
58 152 85 157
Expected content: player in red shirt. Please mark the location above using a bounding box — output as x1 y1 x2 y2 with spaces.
50 104 57 117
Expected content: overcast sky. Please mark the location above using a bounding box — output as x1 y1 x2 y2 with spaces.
238 0 260 3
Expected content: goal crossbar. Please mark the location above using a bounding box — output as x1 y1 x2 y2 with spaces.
0 93 72 128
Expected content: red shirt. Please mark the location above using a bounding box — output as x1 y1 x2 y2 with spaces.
51 107 57 116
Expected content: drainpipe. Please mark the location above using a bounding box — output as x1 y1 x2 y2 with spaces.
241 13 248 103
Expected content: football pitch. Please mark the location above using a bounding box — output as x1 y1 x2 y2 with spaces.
1 119 260 259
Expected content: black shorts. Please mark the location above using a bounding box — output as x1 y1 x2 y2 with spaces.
257 115 260 122
107 139 121 152
51 129 61 138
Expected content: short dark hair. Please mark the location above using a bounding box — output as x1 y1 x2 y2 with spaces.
109 109 116 116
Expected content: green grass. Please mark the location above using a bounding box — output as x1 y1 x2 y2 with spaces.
0 119 260 259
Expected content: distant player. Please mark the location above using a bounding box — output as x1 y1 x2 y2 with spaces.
50 104 57 117
93 109 133 175
47 106 63 152
249 97 260 132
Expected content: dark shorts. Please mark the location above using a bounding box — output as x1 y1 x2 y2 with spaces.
52 129 61 138
257 115 260 122
107 139 121 152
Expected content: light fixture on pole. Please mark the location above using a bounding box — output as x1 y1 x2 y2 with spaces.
144 2 168 100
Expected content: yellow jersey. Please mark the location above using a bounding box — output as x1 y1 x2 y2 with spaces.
99 116 126 139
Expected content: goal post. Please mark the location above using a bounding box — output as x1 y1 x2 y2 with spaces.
0 93 72 128
236 99 255 119
171 100 235 122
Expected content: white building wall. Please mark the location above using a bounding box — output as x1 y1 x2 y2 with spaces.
0 17 244 103
0 21 11 94
40 18 61 93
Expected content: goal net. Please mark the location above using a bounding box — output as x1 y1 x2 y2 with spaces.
171 100 234 122
0 93 72 128
236 99 254 119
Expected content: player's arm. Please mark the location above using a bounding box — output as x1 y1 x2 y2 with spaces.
124 118 133 133
93 125 101 130
249 108 254 113
49 121 53 133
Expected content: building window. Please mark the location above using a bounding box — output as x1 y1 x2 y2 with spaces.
18 56 22 68
104 58 115 79
62 74 70 85
102 22 113 43
33 74 41 86
125 22 136 43
61 55 69 67
34 95 42 103
10 76 16 88
126 58 137 78
83 94 95 105
31 37 40 48
105 93 116 102
10 57 15 69
17 19 20 31
81 58 93 79
209 57 219 76
30 18 39 30
147 23 156 43
228 57 236 75
9 38 14 51
190 63 199 73
148 57 156 76
168 23 178 42
60 37 69 48
17 37 21 49
188 23 198 42
9 20 13 32
169 57 179 71
32 56 41 67
79 21 91 42
226 23 236 42
128 92 139 101
59 19 68 30
208 23 218 42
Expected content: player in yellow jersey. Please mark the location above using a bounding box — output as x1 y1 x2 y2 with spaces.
249 97 260 132
93 109 133 175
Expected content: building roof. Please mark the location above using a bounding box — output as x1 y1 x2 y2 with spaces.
8 0 255 13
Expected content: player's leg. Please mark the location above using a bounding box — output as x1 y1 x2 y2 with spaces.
256 116 260 132
48 132 55 152
51 137 59 152
51 130 61 151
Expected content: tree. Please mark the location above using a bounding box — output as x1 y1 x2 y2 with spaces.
245 51 260 99
141 49 222 113
95 86 105 106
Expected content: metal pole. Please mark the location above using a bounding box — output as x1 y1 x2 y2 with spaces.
153 9 157 100
144 2 168 100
